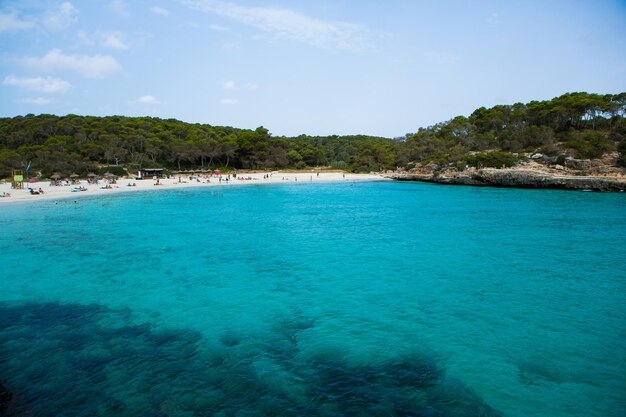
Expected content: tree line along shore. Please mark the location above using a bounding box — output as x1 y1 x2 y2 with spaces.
1 92 624 184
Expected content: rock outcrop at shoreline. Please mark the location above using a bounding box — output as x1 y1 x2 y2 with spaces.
388 168 626 192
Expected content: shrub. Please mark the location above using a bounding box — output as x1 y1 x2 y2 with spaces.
465 151 518 168
330 160 347 169
98 166 126 176
565 130 611 159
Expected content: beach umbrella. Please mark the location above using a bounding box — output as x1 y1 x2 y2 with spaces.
51 173 62 180
70 173 79 178
104 172 115 178
87 173 97 177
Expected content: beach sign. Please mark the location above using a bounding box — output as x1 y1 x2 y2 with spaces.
14 175 23 182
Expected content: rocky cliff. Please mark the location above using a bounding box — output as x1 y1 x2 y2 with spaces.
388 166 626 192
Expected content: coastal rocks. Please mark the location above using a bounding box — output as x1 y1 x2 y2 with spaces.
563 156 624 175
392 151 626 191
389 168 626 191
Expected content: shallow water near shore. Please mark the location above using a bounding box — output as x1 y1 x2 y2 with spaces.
0 181 625 417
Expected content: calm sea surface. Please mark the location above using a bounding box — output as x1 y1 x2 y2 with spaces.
0 181 624 417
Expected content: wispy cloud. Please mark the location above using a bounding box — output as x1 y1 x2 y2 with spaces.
101 31 129 49
0 11 36 33
76 30 94 46
221 80 236 89
209 23 229 31
486 12 501 26
221 41 240 50
23 49 121 78
75 30 130 49
3 75 71 93
135 95 159 104
220 79 257 91
150 6 170 16
43 2 78 30
183 0 372 51
109 0 130 17
20 97 55 105
220 98 238 105
1 3 78 34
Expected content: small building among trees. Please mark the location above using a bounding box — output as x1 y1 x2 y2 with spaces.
137 168 165 179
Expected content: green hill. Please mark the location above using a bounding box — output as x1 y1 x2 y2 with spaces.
0 92 624 178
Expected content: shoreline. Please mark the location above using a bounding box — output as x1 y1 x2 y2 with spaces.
4 167 625 205
0 172 387 205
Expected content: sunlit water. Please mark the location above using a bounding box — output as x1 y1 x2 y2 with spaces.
0 181 624 417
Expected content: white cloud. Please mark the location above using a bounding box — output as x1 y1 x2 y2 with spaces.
135 95 159 104
3 75 71 93
75 30 129 49
109 0 130 17
0 11 36 33
183 0 372 51
221 80 236 89
43 2 78 30
101 31 128 49
150 6 170 16
20 97 55 105
220 80 257 91
23 49 121 78
209 23 229 31
220 98 238 105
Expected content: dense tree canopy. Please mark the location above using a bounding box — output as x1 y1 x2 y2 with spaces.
0 92 624 178
403 92 625 168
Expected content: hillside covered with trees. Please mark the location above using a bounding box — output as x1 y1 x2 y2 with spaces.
0 92 624 178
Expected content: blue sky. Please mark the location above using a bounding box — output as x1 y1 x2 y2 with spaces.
1 0 625 137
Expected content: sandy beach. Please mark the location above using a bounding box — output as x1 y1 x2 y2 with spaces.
0 171 386 205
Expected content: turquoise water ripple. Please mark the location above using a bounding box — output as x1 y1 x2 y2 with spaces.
0 182 625 416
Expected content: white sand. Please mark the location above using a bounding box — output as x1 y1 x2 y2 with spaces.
0 171 387 205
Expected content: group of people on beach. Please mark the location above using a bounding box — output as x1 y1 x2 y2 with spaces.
0 172 354 201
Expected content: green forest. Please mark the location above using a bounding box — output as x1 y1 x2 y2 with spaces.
0 92 624 178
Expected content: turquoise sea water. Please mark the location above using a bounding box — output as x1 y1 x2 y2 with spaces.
0 181 625 417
